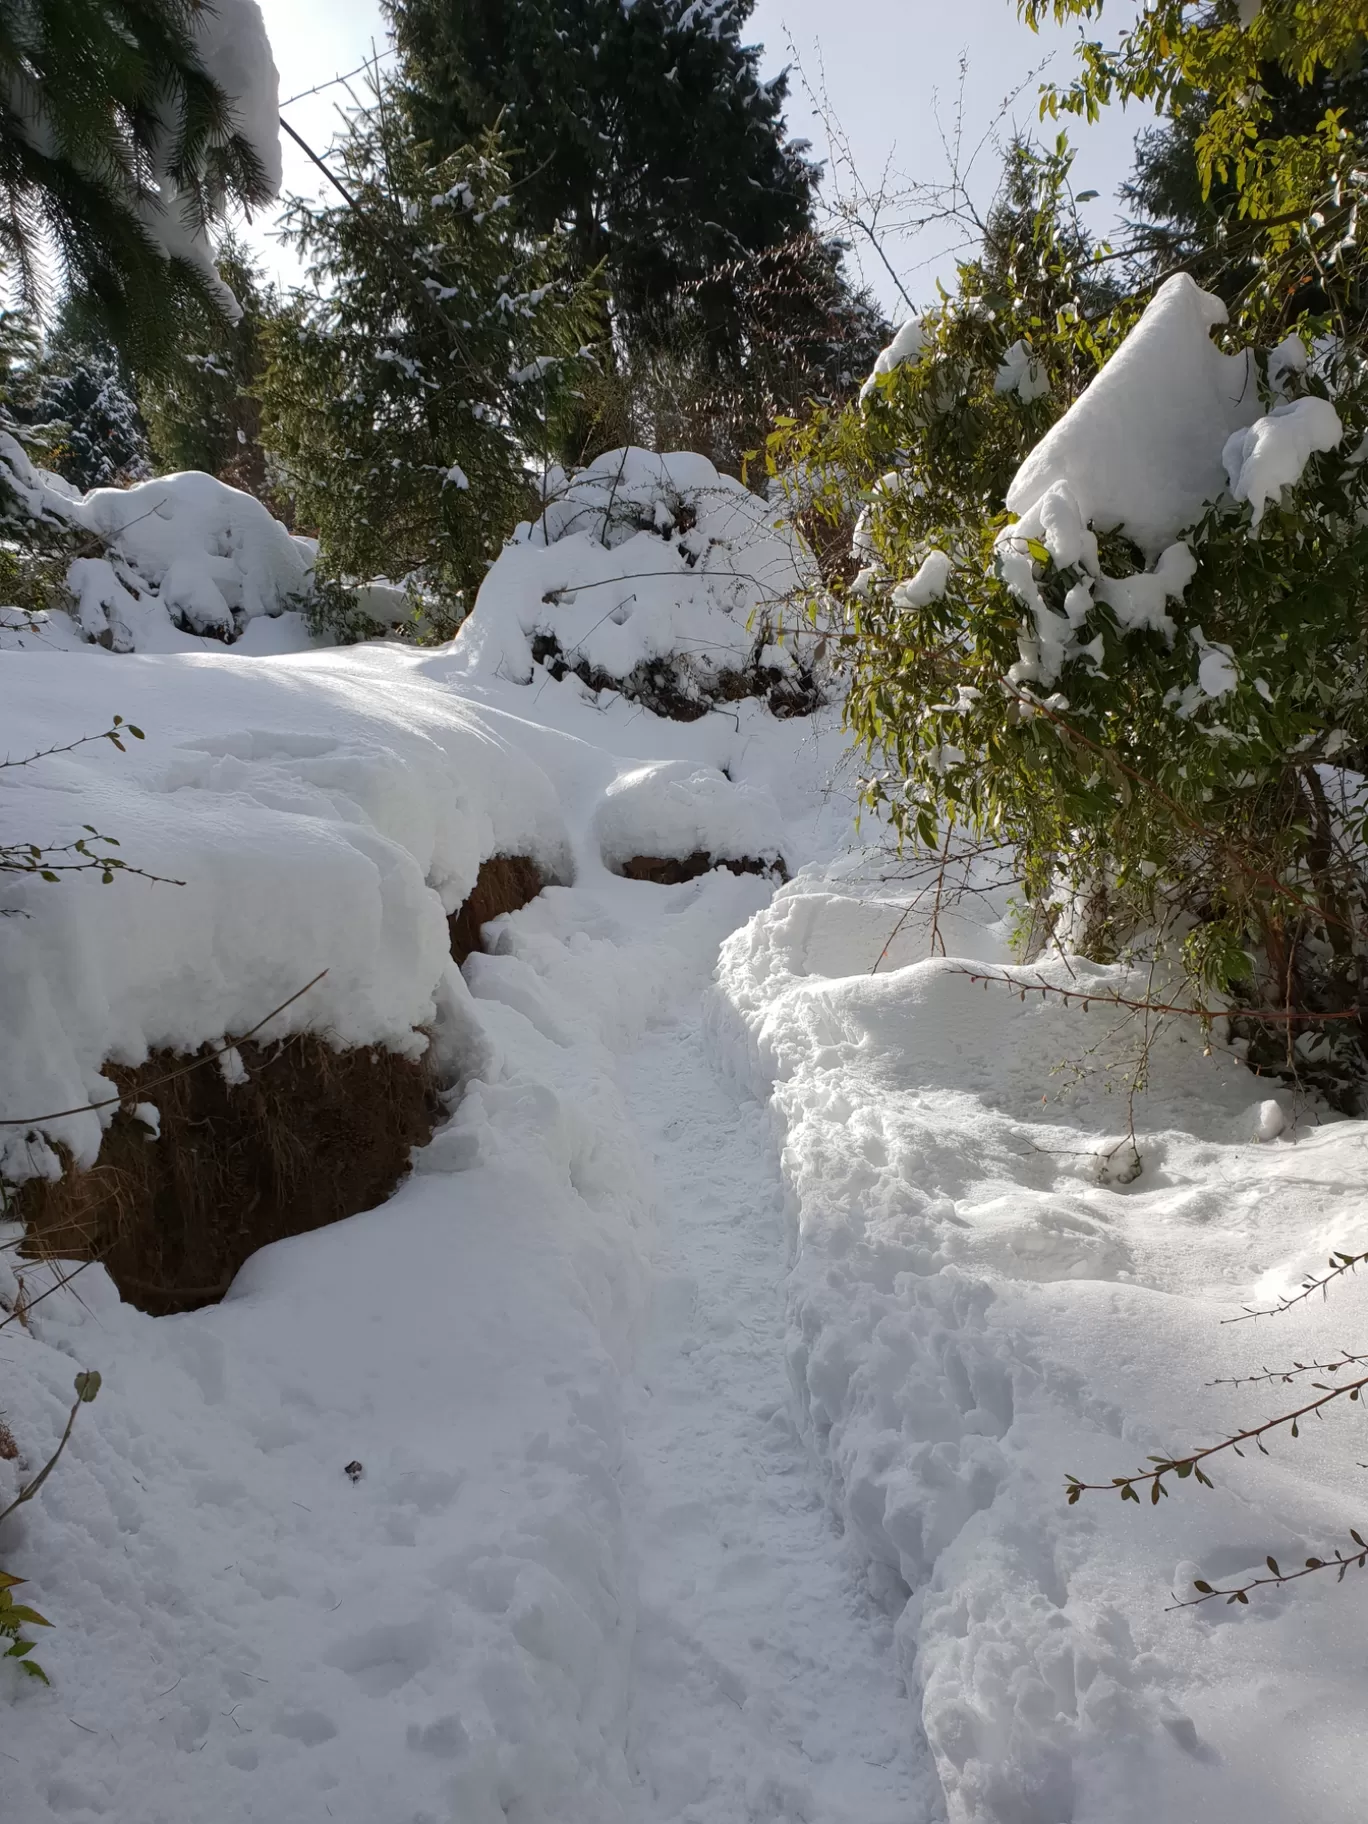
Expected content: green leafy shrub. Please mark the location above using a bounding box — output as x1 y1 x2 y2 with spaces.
772 134 1368 1102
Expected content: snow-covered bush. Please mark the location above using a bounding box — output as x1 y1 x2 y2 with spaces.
459 447 824 719
0 435 316 652
773 141 1368 1100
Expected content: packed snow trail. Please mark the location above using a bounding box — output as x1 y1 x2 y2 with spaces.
618 1011 938 1823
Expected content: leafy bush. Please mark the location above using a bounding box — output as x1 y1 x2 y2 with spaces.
772 135 1368 1101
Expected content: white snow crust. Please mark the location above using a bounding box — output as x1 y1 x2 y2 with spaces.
1222 394 1343 526
995 276 1345 690
1007 274 1261 558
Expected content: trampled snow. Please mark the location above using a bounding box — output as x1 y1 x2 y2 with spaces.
5 443 1368 1824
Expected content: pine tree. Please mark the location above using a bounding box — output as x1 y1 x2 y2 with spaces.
255 81 596 620
0 0 276 367
138 237 280 501
385 0 879 426
12 330 150 492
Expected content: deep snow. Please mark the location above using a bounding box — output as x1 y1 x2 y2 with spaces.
5 444 1368 1823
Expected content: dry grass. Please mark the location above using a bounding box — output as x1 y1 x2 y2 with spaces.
448 853 549 965
15 1036 443 1314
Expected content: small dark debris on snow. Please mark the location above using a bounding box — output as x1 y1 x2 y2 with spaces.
344 1460 364 1484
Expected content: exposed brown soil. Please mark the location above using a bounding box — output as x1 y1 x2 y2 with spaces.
616 851 788 886
16 1037 443 1315
14 854 555 1316
447 853 551 966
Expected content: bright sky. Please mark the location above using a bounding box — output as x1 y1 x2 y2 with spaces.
250 0 1154 316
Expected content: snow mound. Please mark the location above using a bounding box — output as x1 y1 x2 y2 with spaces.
0 644 569 1186
593 760 786 874
711 873 1368 1822
0 436 316 652
455 447 821 720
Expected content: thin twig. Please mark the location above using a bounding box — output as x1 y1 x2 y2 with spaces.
0 971 328 1128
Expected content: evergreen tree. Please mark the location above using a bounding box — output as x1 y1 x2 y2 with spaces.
13 332 150 492
256 82 596 620
386 0 878 423
138 238 279 501
0 0 276 367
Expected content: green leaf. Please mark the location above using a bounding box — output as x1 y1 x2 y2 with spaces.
74 1370 101 1404
7 1605 51 1628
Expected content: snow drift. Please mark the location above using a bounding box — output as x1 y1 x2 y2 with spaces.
711 872 1368 1822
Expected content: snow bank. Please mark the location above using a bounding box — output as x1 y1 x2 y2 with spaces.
593 760 785 874
0 436 316 651
712 873 1368 1822
0 644 569 1186
2 795 774 1823
454 448 820 718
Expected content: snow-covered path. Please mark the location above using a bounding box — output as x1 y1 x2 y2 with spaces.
618 1011 938 1823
